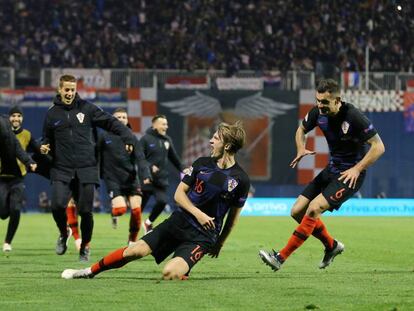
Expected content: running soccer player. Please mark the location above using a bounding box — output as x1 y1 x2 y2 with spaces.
259 78 385 271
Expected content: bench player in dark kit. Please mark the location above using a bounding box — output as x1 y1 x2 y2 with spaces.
61 121 250 280
259 78 385 271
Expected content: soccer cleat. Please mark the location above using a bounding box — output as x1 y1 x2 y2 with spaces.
61 268 94 279
79 246 91 262
143 221 153 234
319 240 345 269
111 216 118 229
259 249 284 271
74 238 82 251
56 228 72 255
128 240 138 247
3 243 12 252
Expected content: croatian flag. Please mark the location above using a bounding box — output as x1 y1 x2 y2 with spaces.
344 72 360 88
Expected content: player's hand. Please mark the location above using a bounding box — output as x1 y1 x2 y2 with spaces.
125 144 134 153
29 163 37 172
151 165 159 173
208 242 223 258
40 144 50 154
196 212 215 231
338 167 361 189
290 149 316 168
143 178 151 184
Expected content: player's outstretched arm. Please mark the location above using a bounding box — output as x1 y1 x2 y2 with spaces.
290 125 315 168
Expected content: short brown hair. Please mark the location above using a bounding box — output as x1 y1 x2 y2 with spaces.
113 107 127 115
217 120 246 154
59 74 77 88
152 114 167 123
316 79 340 96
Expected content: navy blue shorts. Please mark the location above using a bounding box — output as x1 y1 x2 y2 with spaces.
141 212 214 269
301 167 365 211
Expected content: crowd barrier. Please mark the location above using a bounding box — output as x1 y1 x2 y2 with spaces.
241 198 414 216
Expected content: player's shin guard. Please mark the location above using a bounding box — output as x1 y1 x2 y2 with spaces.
66 204 80 240
312 219 334 250
91 247 129 275
129 207 142 242
112 206 127 217
279 215 317 261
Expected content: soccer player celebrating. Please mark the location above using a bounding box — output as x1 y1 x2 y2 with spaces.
259 79 385 271
99 107 151 244
61 121 250 280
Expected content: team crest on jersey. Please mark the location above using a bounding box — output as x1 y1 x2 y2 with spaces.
76 112 85 123
227 178 238 192
164 141 170 150
341 121 350 134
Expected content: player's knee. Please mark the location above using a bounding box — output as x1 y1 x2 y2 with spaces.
307 202 322 218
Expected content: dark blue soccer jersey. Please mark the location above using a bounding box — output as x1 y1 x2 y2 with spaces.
302 102 377 173
180 156 250 240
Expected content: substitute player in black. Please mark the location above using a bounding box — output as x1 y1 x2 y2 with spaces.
140 115 184 232
259 78 385 271
61 121 250 280
40 74 135 261
99 107 151 243
1 108 37 252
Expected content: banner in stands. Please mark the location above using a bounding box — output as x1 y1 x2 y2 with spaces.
164 76 210 90
241 198 414 216
157 89 299 182
216 77 263 90
341 90 404 112
50 68 111 88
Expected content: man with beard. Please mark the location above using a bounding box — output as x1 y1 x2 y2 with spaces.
259 79 385 271
40 74 135 261
1 107 37 252
61 121 250 280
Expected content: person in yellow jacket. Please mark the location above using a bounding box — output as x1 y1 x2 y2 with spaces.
1 106 37 252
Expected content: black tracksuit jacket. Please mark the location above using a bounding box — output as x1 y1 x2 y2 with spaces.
42 94 135 184
99 131 151 185
139 127 183 188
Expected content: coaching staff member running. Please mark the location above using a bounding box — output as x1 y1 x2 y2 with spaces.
40 74 135 261
61 121 250 280
140 115 184 232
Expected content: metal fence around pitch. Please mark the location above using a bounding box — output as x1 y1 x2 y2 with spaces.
33 68 414 91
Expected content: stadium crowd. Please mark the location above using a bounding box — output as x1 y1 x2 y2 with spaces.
0 0 412 73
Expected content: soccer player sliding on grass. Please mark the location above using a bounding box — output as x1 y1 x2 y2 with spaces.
62 121 250 280
259 79 385 271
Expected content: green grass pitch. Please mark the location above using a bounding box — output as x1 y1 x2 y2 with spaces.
1 214 413 311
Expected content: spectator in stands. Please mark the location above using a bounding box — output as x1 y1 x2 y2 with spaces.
0 1 412 72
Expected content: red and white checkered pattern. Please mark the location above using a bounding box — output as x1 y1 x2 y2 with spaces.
297 90 329 185
127 88 157 138
183 132 211 167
